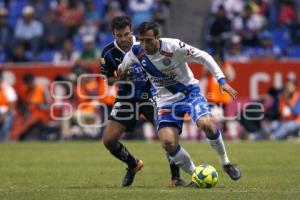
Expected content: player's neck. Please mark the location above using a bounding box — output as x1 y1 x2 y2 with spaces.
116 42 132 53
122 45 132 52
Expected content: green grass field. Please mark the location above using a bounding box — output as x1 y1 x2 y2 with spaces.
0 141 300 200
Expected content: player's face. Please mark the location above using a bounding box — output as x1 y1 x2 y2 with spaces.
139 30 159 55
113 26 133 51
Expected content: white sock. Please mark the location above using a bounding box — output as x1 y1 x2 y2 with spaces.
207 129 230 165
169 145 196 175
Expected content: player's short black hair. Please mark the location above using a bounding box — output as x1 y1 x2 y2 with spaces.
138 22 159 37
111 16 132 32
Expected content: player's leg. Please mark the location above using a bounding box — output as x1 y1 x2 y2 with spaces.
195 114 241 180
158 124 196 176
188 91 241 181
139 100 183 186
165 154 186 186
102 120 144 186
196 115 229 164
103 100 143 186
102 120 138 168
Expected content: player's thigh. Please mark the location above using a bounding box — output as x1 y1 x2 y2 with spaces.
157 106 184 134
139 100 156 124
109 100 137 132
102 120 126 143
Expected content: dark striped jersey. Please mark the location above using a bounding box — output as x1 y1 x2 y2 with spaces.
100 37 153 100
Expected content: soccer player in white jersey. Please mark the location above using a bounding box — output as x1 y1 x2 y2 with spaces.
119 22 241 184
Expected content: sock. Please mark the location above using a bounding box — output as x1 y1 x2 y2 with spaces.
207 129 230 165
167 154 180 180
168 145 196 175
110 142 137 169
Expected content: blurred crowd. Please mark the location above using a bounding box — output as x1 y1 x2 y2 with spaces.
239 78 300 141
0 66 118 141
0 0 299 142
1 62 299 142
0 0 171 63
206 0 300 60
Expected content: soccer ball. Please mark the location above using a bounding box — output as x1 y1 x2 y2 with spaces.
191 164 219 188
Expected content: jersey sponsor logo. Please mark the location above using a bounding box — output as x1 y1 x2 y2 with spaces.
150 74 176 86
130 64 144 73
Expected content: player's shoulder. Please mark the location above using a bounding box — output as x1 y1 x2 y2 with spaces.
160 38 181 46
160 38 184 52
160 38 181 44
101 41 117 57
131 41 143 57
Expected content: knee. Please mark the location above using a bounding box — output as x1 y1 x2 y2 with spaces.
161 138 177 153
197 116 216 136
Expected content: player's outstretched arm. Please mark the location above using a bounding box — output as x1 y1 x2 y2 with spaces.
219 82 238 100
176 40 225 81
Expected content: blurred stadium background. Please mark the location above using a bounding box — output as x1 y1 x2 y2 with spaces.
1 1 300 199
0 0 299 142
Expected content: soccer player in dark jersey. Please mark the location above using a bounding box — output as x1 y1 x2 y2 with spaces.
101 16 184 187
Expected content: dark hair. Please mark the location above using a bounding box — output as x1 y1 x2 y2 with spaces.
138 22 159 37
111 16 132 31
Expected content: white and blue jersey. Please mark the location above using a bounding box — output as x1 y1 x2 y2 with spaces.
119 38 226 131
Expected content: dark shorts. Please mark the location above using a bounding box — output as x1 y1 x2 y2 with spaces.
109 99 156 132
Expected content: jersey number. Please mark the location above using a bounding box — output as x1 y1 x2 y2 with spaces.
195 105 201 113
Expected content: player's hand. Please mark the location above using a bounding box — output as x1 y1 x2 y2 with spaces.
99 57 105 65
117 68 130 81
220 83 238 100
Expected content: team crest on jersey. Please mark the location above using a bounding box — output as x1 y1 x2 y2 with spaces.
163 57 171 66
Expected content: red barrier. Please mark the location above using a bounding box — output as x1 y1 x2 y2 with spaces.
189 60 300 99
2 64 99 89
3 61 300 99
